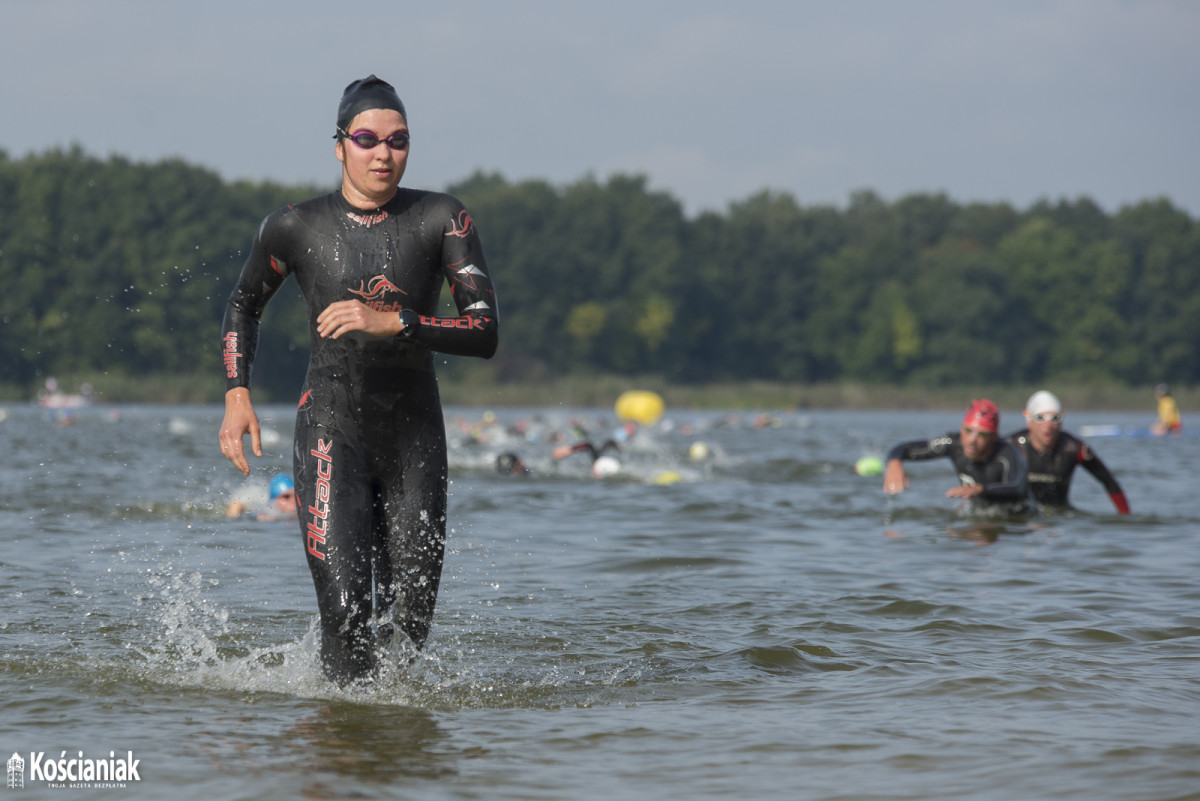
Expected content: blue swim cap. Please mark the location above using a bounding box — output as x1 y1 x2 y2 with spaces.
269 473 295 500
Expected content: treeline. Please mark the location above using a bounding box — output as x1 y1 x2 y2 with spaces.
1 148 1197 401
0 147 317 400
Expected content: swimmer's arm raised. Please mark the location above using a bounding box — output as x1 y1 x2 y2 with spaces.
881 438 944 495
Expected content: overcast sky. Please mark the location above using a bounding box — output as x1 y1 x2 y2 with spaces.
4 0 1197 217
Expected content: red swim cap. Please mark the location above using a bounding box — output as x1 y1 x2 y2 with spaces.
962 399 999 433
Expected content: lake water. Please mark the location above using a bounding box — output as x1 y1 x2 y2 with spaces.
2 402 1198 800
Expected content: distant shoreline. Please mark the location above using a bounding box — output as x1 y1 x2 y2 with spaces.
3 372 1181 413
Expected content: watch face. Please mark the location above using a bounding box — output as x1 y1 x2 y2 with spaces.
401 309 418 337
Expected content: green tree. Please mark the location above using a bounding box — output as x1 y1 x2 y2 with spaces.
2 148 1197 397
906 241 1028 385
1115 199 1200 384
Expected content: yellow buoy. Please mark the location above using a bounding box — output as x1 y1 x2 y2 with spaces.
614 390 665 426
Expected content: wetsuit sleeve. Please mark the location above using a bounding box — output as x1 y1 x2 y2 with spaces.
221 215 291 391
405 202 498 359
574 442 600 460
1076 439 1130 514
886 434 954 463
978 440 1030 502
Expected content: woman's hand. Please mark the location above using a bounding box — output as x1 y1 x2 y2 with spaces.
317 300 403 339
219 387 261 476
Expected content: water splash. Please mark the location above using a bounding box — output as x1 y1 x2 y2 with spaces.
119 563 648 710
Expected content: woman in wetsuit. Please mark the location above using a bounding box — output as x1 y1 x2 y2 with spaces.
218 75 499 684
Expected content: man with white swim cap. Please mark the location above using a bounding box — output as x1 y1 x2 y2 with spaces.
1007 391 1130 514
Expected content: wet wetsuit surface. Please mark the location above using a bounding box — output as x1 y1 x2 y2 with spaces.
886 432 1033 515
1008 429 1128 513
223 189 497 682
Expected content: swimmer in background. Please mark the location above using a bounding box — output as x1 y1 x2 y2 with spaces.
227 473 299 522
553 439 622 478
1006 391 1130 515
1151 384 1182 436
495 452 531 477
883 399 1034 516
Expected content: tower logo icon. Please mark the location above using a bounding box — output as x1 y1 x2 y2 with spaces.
7 752 24 789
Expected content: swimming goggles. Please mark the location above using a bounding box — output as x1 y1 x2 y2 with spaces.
336 127 410 150
1030 413 1063 423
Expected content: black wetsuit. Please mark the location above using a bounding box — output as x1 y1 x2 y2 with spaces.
564 440 620 462
223 189 498 683
886 432 1034 515
1007 429 1129 514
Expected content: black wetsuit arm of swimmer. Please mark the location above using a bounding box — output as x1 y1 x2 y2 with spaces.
566 442 600 460
1072 434 1131 514
885 434 956 463
402 201 498 359
222 215 291 392
973 439 1031 502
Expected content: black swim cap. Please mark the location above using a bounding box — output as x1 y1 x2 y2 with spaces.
335 75 407 134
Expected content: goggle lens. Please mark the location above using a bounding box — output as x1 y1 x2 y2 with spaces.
341 128 410 150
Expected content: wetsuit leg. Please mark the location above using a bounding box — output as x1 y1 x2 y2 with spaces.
293 421 378 684
368 380 449 650
293 368 449 684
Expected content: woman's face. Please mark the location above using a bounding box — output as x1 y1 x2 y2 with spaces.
336 107 409 208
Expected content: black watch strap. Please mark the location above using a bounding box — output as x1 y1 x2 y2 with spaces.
398 308 419 340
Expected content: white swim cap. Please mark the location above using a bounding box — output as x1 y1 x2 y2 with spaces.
592 455 621 478
1025 390 1062 416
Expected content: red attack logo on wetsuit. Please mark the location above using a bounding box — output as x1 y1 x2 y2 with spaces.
306 439 333 560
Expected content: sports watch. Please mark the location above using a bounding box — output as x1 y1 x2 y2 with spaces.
398 308 420 340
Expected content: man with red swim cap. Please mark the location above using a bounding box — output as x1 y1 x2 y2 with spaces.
883 399 1033 515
